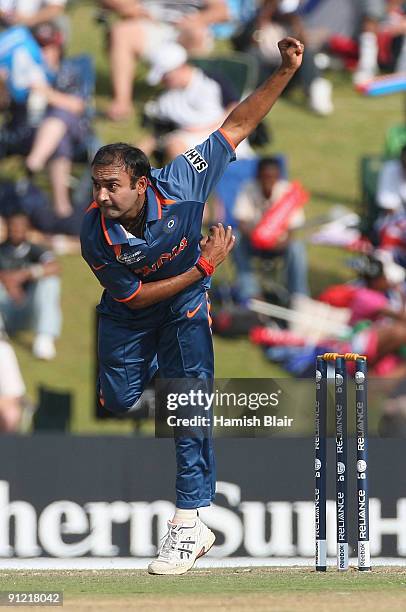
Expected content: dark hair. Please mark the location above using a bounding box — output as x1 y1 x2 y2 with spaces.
257 156 281 176
350 254 384 281
92 143 151 187
32 22 64 49
5 209 28 220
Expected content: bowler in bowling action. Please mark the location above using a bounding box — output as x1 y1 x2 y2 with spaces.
81 37 304 575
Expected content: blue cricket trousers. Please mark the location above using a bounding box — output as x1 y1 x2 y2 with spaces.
98 286 215 509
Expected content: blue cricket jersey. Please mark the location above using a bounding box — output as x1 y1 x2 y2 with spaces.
81 129 236 319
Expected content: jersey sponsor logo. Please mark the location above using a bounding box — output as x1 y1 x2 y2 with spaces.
134 237 188 277
183 148 208 173
116 250 146 265
186 302 203 319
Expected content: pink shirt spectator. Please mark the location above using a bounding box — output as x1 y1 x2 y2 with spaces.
349 287 389 325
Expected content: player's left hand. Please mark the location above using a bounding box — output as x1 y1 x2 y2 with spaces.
278 37 304 71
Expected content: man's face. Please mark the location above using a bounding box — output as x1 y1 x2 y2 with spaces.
258 164 280 198
92 163 147 222
7 215 29 246
41 43 62 70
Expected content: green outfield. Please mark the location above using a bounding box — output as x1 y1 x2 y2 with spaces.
1 568 405 611
4 3 405 433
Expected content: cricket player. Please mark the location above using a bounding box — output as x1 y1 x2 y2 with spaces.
81 37 304 575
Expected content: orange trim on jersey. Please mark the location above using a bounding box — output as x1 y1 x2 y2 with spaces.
206 292 212 327
156 194 162 220
85 201 99 213
113 282 142 303
113 244 121 257
148 181 176 217
219 128 236 151
161 198 176 204
100 213 113 246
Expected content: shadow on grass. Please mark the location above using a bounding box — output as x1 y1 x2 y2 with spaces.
311 190 359 208
95 65 158 106
10 333 34 353
309 261 348 297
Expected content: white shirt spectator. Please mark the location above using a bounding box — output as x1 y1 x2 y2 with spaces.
0 1 66 16
376 159 406 212
145 0 207 23
0 338 25 399
147 67 228 130
234 179 305 228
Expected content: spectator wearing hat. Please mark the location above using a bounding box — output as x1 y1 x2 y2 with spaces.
100 0 229 121
0 211 61 360
25 22 94 218
140 42 253 160
0 0 67 29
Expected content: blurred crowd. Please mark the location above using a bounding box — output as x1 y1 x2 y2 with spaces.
1 0 406 433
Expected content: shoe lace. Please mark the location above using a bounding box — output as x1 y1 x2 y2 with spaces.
158 525 179 560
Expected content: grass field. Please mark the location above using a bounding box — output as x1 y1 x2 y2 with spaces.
5 2 406 433
1 568 406 611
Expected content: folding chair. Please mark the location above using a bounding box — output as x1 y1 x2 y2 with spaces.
359 155 384 239
191 52 258 99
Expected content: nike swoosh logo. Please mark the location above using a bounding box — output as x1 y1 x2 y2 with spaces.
91 263 107 271
186 302 203 319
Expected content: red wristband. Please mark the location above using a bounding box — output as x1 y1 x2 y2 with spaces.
196 256 215 277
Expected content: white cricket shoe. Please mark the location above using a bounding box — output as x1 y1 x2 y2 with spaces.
148 518 215 575
32 334 56 360
353 69 375 86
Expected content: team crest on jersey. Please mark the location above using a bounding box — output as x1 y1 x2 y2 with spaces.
183 148 208 173
116 250 146 265
163 215 178 234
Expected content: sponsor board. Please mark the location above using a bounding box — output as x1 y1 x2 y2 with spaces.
0 437 405 558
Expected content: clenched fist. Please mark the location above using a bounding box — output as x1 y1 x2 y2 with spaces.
200 223 235 268
278 37 304 71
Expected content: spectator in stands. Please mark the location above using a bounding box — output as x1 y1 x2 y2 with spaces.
140 42 253 160
235 0 333 115
320 251 406 377
0 211 61 360
100 0 229 121
25 22 94 218
353 0 385 84
0 0 67 29
376 212 406 268
376 144 406 214
348 250 406 326
0 319 25 432
232 156 309 302
354 0 406 84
